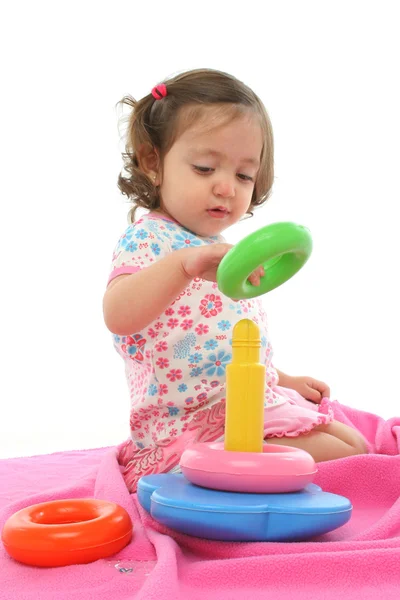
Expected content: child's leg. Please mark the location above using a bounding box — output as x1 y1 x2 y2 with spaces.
313 420 368 454
266 420 367 462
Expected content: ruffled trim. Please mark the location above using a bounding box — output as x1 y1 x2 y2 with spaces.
265 400 334 439
318 396 333 416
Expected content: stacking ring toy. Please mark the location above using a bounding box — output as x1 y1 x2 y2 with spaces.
1 499 133 567
138 474 353 542
137 314 353 541
180 442 317 493
217 221 313 299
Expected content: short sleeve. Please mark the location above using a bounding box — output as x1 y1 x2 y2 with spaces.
107 216 173 285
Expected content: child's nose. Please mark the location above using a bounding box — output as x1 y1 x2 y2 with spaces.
213 179 235 198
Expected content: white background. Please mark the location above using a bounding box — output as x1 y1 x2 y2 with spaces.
1 1 399 459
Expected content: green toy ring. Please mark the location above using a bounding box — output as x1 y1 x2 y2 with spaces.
216 222 313 300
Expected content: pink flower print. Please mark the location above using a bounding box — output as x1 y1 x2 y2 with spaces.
155 341 168 352
166 369 183 382
199 294 223 318
169 428 178 437
185 397 194 404
130 419 142 431
178 305 191 317
155 321 164 330
184 402 203 414
165 307 175 316
167 318 179 329
168 420 176 427
197 392 208 401
125 334 146 363
137 432 145 439
147 328 157 339
159 383 168 396
156 422 164 433
181 319 193 330
195 323 209 335
156 357 170 369
152 410 160 417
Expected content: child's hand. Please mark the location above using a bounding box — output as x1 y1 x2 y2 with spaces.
247 265 265 287
284 375 331 404
181 245 265 292
180 243 234 283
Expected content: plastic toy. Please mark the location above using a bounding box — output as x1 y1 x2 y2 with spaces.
137 223 353 541
225 318 265 452
180 441 317 493
138 474 352 542
180 320 317 493
137 323 352 540
217 221 312 299
1 498 133 567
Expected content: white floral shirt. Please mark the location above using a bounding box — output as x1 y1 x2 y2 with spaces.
108 212 287 457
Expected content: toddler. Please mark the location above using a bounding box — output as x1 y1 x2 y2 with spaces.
103 68 367 493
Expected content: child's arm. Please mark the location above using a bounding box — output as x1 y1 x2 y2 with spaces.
103 243 244 335
276 369 330 402
276 369 291 387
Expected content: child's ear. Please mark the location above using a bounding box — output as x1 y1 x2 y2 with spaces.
137 143 160 183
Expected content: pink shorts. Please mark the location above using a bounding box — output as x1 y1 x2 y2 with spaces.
120 388 335 489
263 387 334 439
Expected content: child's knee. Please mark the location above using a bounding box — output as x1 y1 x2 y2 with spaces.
344 430 368 455
353 433 369 455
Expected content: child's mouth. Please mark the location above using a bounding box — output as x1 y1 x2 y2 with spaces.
207 208 229 219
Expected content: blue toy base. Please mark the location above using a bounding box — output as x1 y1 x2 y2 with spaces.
138 473 352 542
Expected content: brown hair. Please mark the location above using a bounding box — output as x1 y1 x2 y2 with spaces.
117 68 274 223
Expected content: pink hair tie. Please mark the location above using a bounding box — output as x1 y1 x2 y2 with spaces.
151 84 167 100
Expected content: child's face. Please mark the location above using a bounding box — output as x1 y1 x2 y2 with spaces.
158 112 263 237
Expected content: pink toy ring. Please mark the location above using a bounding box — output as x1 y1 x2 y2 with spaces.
180 442 317 493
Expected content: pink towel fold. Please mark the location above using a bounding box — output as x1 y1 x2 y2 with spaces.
1 399 400 599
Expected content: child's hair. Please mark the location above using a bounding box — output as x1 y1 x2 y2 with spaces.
117 68 274 223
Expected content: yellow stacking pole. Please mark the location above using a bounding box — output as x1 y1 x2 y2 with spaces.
224 319 265 453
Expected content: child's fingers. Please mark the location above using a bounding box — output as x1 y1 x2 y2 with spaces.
247 265 265 286
312 379 331 399
306 386 322 403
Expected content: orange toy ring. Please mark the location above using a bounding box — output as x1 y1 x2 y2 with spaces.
1 498 133 567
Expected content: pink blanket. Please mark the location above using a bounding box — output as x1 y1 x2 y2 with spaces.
1 398 400 599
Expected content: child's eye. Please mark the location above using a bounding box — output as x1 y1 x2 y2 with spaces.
192 166 254 182
193 165 214 174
